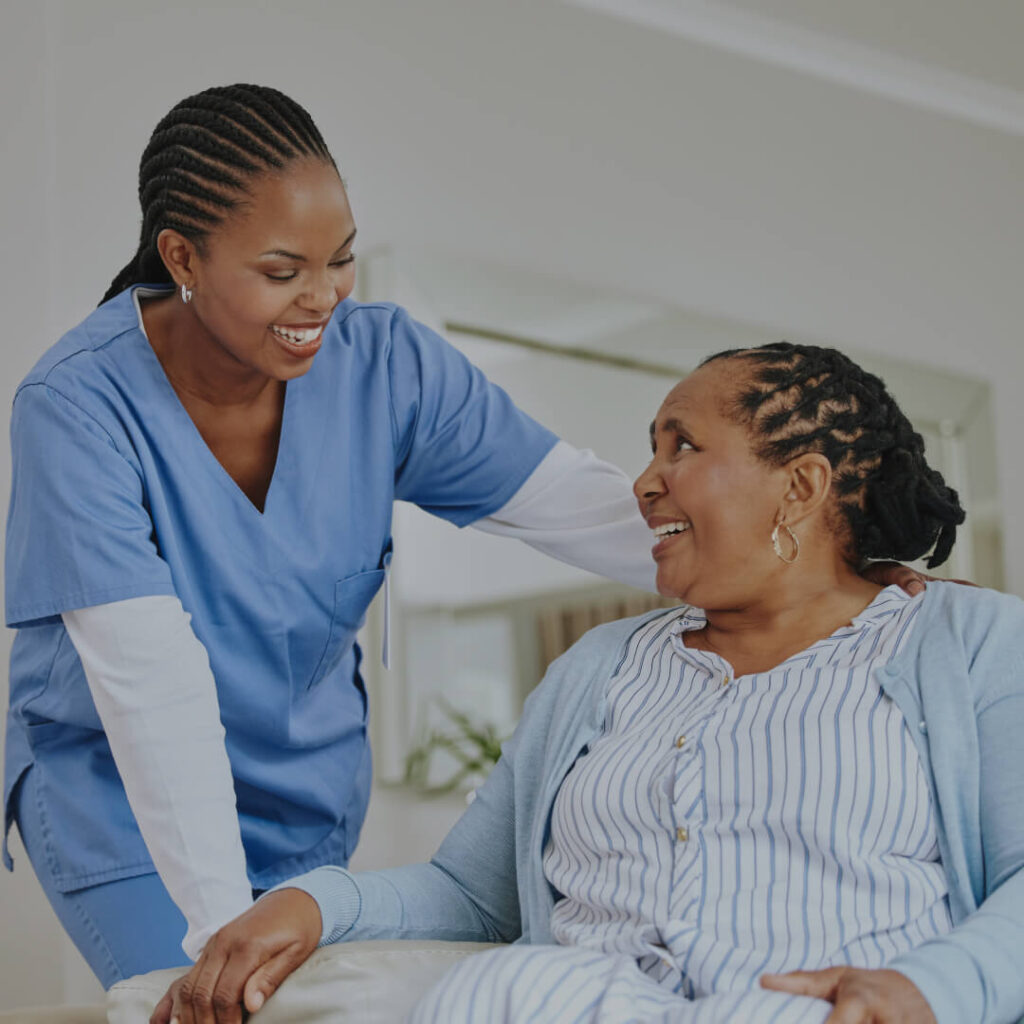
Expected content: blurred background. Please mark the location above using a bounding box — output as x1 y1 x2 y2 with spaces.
2 0 1022 1009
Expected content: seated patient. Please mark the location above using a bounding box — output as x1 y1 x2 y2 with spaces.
156 343 1024 1024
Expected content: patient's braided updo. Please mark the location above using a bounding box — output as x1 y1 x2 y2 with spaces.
701 343 965 568
101 84 336 304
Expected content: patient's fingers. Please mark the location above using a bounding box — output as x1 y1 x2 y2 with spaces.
242 943 313 1013
177 891 321 1024
212 941 276 1020
148 985 174 1024
178 942 232 1024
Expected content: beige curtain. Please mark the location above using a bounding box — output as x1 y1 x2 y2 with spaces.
536 593 677 673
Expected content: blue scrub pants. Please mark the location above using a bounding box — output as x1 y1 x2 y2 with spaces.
14 768 191 988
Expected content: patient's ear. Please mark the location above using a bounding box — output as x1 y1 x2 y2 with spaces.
780 454 832 525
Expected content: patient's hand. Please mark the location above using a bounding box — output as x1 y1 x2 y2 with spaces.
150 888 321 1024
761 966 937 1023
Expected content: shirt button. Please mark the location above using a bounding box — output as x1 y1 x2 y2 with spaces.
722 676 731 687
676 826 689 842
675 735 687 749
918 721 928 733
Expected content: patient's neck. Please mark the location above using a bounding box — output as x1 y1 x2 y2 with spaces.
682 562 882 679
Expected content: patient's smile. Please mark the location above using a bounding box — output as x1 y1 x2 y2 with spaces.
652 521 690 539
650 518 692 558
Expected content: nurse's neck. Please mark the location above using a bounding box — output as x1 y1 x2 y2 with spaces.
141 293 281 410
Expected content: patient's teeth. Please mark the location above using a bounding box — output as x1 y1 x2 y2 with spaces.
653 521 691 538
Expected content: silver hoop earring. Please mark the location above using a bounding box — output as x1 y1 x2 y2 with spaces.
771 522 800 564
181 283 193 305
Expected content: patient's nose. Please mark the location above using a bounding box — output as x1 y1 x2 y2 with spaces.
633 461 665 507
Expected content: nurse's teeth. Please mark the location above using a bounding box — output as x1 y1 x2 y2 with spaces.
271 325 322 345
653 521 691 538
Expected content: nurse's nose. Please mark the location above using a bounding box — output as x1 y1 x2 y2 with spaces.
299 272 339 315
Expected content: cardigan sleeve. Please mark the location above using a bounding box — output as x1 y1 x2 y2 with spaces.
267 614 654 949
271 752 523 946
890 685 1024 1024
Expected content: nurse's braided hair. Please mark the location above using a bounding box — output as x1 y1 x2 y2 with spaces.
701 342 965 568
101 84 336 304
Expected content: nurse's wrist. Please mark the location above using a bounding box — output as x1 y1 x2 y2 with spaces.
263 866 361 946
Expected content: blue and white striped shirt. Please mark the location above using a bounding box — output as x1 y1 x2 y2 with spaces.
544 585 952 999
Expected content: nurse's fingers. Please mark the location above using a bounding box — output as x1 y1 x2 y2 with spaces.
859 560 927 595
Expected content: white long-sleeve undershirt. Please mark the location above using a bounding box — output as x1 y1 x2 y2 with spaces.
60 441 655 957
474 441 656 593
61 597 252 959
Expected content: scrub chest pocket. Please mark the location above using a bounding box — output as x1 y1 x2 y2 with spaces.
288 568 386 748
307 569 386 693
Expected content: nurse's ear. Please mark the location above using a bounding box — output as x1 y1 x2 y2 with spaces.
156 228 201 296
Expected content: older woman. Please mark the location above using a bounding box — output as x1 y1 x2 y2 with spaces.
155 343 1022 1024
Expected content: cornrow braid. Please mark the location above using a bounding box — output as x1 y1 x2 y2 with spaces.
101 84 337 304
701 342 966 568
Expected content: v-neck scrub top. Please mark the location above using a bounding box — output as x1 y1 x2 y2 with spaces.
3 286 557 894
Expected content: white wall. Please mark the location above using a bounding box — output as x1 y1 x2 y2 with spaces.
8 0 1024 586
1 0 1022 1009
0 3 94 1011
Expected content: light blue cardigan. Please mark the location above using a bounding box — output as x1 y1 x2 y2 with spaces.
285 583 1024 1024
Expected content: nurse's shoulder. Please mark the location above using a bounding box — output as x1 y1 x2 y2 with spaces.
322 297 406 356
322 297 461 365
15 288 147 409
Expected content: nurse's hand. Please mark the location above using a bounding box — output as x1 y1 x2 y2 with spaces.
150 889 321 1024
761 966 937 1023
859 560 974 596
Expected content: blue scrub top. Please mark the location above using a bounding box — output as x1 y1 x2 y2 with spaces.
3 287 556 892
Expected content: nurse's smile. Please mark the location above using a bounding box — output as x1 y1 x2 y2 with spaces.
269 321 328 358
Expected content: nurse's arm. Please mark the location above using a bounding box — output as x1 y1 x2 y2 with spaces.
62 595 253 959
472 440 657 591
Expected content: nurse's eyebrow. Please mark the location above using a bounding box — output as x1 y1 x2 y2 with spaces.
259 228 358 261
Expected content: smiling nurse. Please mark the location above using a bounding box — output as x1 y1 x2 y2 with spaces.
3 84 925 988
1 84 657 986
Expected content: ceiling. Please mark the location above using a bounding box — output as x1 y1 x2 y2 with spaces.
723 0 1024 94
567 0 1024 131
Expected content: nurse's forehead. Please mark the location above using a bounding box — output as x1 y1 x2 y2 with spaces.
225 164 353 241
217 211 356 260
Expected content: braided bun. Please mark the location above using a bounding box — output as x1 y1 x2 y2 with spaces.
702 343 965 568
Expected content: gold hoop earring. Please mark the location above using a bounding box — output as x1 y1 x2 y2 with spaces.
180 283 193 305
771 521 800 564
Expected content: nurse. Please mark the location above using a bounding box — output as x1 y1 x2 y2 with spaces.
2 82 657 988
3 83 923 988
